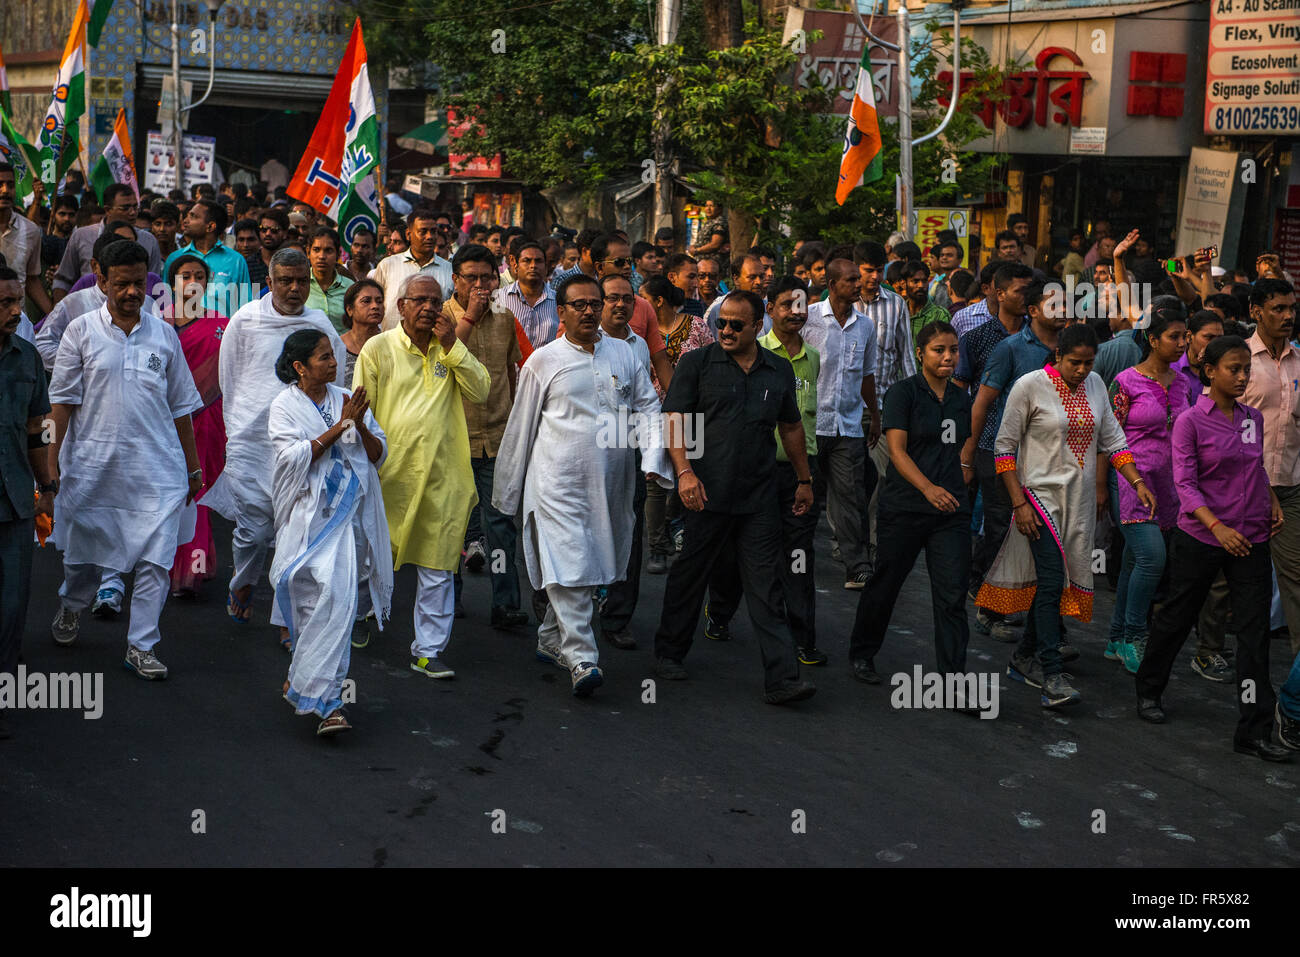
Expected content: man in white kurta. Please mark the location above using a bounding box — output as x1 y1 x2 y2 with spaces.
202 248 347 629
47 242 203 679
35 237 161 617
493 274 670 697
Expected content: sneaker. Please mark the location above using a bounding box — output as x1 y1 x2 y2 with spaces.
852 658 881 684
1006 652 1043 689
975 609 1018 642
1058 642 1080 664
1191 653 1231 682
410 656 455 679
765 678 817 705
536 644 567 669
647 551 668 575
571 662 604 697
798 646 828 666
350 616 371 649
490 606 529 629
91 587 124 619
1041 673 1081 708
844 570 870 590
464 540 487 573
51 606 79 646
673 527 684 553
1276 703 1300 751
1115 641 1142 674
124 646 168 680
1104 640 1122 661
703 604 731 641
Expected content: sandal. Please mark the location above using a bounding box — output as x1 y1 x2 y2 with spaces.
226 588 252 624
316 710 351 736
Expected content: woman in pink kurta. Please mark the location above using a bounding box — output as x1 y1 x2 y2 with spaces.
1104 307 1192 673
164 255 229 595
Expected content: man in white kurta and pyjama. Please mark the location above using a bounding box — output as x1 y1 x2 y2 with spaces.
202 248 346 632
47 241 203 679
36 232 161 617
493 274 670 697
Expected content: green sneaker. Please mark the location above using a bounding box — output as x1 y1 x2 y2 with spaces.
1115 641 1142 674
1104 640 1122 661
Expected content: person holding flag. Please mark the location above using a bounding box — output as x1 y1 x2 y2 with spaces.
88 109 138 209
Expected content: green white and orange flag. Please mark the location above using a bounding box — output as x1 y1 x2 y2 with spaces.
0 42 11 116
287 18 380 245
87 0 116 47
835 48 884 206
0 109 40 208
39 0 88 189
89 108 137 202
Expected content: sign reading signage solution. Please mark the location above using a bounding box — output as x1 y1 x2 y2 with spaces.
1205 0 1300 135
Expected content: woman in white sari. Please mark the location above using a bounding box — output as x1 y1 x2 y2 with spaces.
268 330 392 736
977 323 1156 709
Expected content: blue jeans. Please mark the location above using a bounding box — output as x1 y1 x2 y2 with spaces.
1015 529 1065 677
453 454 520 610
1108 522 1167 644
1280 652 1300 720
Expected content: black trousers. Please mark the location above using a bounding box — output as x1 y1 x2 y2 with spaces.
0 516 35 682
600 451 647 633
707 461 822 649
654 503 800 691
970 447 1013 609
848 509 971 673
1136 529 1276 746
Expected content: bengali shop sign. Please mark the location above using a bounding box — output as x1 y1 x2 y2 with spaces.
1205 0 1300 135
783 8 899 119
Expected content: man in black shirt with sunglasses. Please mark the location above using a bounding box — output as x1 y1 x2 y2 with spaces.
653 289 817 704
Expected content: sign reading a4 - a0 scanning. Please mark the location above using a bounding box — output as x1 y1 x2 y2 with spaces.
1206 0 1300 134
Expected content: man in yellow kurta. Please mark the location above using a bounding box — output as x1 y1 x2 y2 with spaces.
354 274 490 678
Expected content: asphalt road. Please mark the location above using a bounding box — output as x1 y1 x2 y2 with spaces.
4 514 1300 867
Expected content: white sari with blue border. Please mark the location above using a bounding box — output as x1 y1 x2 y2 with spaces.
268 383 393 717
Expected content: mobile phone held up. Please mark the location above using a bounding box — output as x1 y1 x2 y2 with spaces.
1161 245 1219 274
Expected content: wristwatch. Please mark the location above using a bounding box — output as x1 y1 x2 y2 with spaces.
188 468 204 483
38 479 59 494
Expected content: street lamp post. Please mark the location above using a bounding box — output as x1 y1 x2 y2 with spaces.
170 0 225 194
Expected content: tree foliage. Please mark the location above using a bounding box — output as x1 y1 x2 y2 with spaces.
364 1 1010 246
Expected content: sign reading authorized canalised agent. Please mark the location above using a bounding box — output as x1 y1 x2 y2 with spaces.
1206 0 1300 135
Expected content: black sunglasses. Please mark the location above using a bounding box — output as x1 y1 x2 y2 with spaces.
716 317 748 332
601 257 632 268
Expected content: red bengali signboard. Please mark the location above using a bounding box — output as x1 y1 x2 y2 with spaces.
447 109 502 178
788 8 899 119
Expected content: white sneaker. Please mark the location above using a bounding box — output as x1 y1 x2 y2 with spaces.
52 606 79 646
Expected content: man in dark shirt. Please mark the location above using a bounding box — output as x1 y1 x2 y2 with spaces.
0 265 56 739
653 290 817 704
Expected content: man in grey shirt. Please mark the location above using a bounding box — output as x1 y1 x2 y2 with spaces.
53 183 162 300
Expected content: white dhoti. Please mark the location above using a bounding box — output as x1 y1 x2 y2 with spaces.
539 584 598 669
413 567 454 658
61 561 169 651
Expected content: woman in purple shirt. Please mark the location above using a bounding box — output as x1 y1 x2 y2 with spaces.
1135 336 1289 761
1170 310 1222 405
1104 309 1192 673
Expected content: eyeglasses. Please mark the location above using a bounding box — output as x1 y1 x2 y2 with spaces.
601 257 632 268
563 299 603 313
604 294 635 304
402 296 442 308
456 272 495 285
716 318 749 332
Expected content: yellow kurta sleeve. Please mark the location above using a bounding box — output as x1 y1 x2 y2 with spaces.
442 336 492 405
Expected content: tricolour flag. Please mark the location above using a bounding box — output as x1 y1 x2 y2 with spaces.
288 18 380 245
39 0 89 189
87 0 116 47
0 108 40 208
89 107 137 202
835 49 884 206
0 42 11 116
